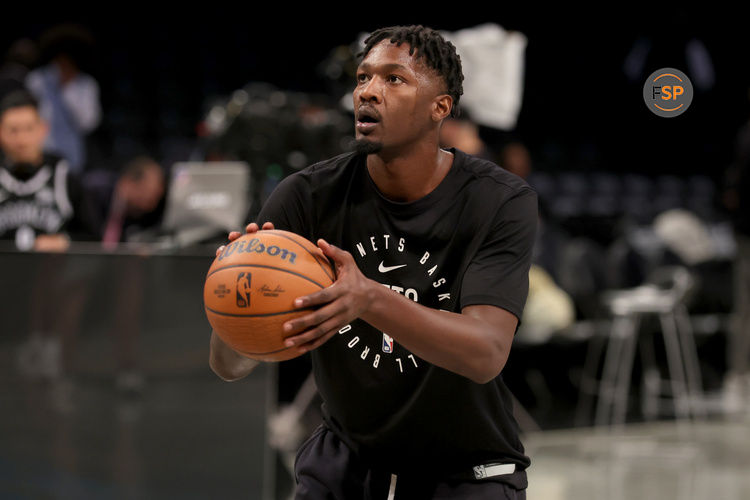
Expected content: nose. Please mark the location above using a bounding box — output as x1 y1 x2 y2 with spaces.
358 76 382 104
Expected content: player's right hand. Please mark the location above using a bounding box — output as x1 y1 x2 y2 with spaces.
216 221 275 257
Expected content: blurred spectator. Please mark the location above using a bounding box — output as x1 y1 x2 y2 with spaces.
439 113 494 160
500 140 532 180
722 107 750 413
0 38 38 101
82 156 166 393
0 89 88 249
26 24 101 174
0 89 90 388
82 156 166 250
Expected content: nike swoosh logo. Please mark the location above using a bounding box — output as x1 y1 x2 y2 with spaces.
378 261 407 273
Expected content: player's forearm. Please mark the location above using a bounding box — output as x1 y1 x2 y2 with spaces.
209 330 260 381
360 282 510 384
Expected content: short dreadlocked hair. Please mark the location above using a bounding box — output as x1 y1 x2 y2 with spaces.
359 25 464 118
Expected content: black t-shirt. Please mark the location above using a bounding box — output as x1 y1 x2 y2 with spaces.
257 148 538 487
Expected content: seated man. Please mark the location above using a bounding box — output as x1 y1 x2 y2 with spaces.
0 89 87 250
82 156 165 249
0 89 90 383
80 156 166 392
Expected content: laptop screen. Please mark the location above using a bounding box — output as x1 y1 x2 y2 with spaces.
162 162 251 233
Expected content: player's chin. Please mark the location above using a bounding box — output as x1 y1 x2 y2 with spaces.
352 138 383 155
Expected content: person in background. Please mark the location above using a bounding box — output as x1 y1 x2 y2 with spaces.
81 156 166 392
83 156 166 249
0 38 38 102
0 89 86 251
0 89 90 393
500 141 532 180
26 24 101 174
439 112 494 160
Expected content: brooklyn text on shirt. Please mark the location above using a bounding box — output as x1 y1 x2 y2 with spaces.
336 232 452 375
0 200 67 234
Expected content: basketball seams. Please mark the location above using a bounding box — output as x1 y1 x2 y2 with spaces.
206 263 327 290
211 322 294 356
266 230 336 283
206 308 310 359
312 253 336 282
235 344 293 356
205 305 316 318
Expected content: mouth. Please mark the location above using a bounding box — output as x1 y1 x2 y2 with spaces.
355 107 381 133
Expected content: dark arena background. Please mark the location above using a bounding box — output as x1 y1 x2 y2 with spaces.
1 9 749 499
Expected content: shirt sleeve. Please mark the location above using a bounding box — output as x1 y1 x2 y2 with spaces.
25 71 52 123
459 187 538 321
61 75 101 133
256 172 313 239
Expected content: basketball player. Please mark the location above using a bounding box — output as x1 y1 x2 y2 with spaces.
210 25 538 499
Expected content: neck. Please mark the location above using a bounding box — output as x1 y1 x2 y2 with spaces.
9 152 44 169
366 139 454 203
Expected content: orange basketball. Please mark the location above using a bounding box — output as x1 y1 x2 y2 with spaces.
204 230 335 361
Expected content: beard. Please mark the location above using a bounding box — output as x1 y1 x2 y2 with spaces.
352 138 383 155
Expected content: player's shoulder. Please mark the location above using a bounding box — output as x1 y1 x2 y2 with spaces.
454 148 536 198
282 151 361 188
306 151 361 175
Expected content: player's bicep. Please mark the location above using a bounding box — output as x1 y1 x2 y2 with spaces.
461 304 518 371
462 304 518 339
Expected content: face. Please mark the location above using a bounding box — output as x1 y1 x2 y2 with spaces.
353 40 451 155
124 165 165 216
501 143 531 179
0 106 48 165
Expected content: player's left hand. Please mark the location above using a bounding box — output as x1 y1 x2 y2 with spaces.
283 239 374 352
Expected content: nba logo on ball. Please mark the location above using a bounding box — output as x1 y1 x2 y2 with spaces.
236 272 251 308
382 333 394 353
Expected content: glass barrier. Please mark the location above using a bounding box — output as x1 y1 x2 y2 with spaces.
0 243 275 499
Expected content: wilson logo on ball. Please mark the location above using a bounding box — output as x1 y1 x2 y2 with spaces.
218 237 298 264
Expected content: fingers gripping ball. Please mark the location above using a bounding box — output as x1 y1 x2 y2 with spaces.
204 230 335 361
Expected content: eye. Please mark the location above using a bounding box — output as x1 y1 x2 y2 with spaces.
387 75 402 84
357 73 369 84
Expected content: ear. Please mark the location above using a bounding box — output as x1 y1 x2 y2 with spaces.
431 94 453 123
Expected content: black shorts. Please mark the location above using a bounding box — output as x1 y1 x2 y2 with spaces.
294 424 527 500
